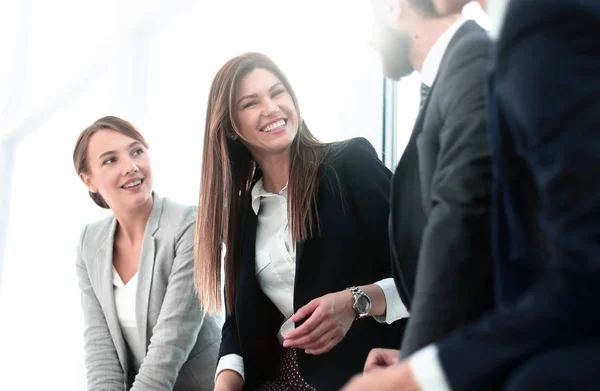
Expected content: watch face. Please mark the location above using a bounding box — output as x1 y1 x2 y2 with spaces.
356 295 371 314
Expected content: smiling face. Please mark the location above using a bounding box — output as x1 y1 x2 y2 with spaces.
233 68 299 160
80 129 153 212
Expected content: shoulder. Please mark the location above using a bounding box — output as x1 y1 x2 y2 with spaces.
158 196 197 237
78 214 114 255
325 137 379 166
441 23 491 81
435 23 491 110
501 0 599 43
321 137 388 185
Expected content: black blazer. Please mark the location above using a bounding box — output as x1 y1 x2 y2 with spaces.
219 138 406 391
436 1 600 389
390 20 494 355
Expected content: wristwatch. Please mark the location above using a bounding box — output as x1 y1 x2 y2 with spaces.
345 286 372 320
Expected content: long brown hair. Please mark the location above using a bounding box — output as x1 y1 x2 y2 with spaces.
195 53 331 314
73 116 149 209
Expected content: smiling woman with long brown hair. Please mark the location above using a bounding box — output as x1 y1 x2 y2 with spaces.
195 53 408 391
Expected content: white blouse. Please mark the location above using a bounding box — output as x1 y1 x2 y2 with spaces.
113 266 145 374
215 178 409 381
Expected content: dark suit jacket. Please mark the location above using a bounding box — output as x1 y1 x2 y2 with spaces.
390 20 494 356
218 138 406 391
436 1 600 389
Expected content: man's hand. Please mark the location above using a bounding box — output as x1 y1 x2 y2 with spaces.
364 348 401 372
341 362 421 391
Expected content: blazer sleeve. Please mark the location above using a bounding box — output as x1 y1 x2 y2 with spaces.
76 225 125 391
401 36 494 356
218 304 242 359
131 210 207 390
342 138 394 278
436 1 600 389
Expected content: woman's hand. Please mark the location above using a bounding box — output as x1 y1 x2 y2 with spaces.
214 370 243 391
283 290 356 355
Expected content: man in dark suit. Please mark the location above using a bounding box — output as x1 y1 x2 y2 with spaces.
369 0 494 358
344 0 600 389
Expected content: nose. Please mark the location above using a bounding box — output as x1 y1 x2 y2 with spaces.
122 157 139 176
262 98 280 117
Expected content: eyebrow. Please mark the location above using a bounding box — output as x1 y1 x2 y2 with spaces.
236 82 284 105
98 141 142 160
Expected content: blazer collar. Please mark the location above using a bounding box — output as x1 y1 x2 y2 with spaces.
421 18 469 87
94 216 128 376
413 20 482 133
136 193 163 351
92 193 163 376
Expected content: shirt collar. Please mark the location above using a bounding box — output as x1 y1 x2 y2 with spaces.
251 178 289 215
420 18 468 87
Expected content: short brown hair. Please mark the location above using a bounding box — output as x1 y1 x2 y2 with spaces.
73 116 149 209
409 0 438 16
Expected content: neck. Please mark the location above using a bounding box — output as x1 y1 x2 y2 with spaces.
411 14 462 72
113 196 153 246
255 150 291 194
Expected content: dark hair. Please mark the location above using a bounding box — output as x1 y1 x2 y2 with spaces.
195 52 331 313
409 0 439 16
73 116 149 209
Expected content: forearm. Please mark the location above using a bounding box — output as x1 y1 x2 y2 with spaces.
80 298 124 388
131 294 205 390
359 284 386 317
84 344 125 391
78 256 125 388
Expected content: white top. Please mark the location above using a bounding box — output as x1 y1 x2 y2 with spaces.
215 178 409 381
112 266 145 374
487 0 509 39
421 18 469 87
411 345 452 391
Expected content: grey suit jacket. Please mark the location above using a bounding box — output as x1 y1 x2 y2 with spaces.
390 21 494 356
76 194 221 390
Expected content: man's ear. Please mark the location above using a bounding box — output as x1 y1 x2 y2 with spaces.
386 0 404 24
80 172 97 193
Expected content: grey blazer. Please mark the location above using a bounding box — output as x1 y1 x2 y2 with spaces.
76 194 221 390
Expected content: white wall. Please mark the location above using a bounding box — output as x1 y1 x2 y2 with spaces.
0 1 384 390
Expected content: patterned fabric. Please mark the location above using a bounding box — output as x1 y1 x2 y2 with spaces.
255 348 316 391
420 82 431 110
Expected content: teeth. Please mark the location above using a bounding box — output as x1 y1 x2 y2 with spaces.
261 119 285 132
123 179 141 189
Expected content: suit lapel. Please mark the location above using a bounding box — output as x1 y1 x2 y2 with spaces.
93 216 130 376
136 194 163 352
411 21 481 143
394 20 483 182
390 21 483 299
236 204 260 325
294 242 304 276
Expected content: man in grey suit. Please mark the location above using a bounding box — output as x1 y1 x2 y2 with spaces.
355 0 494 375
